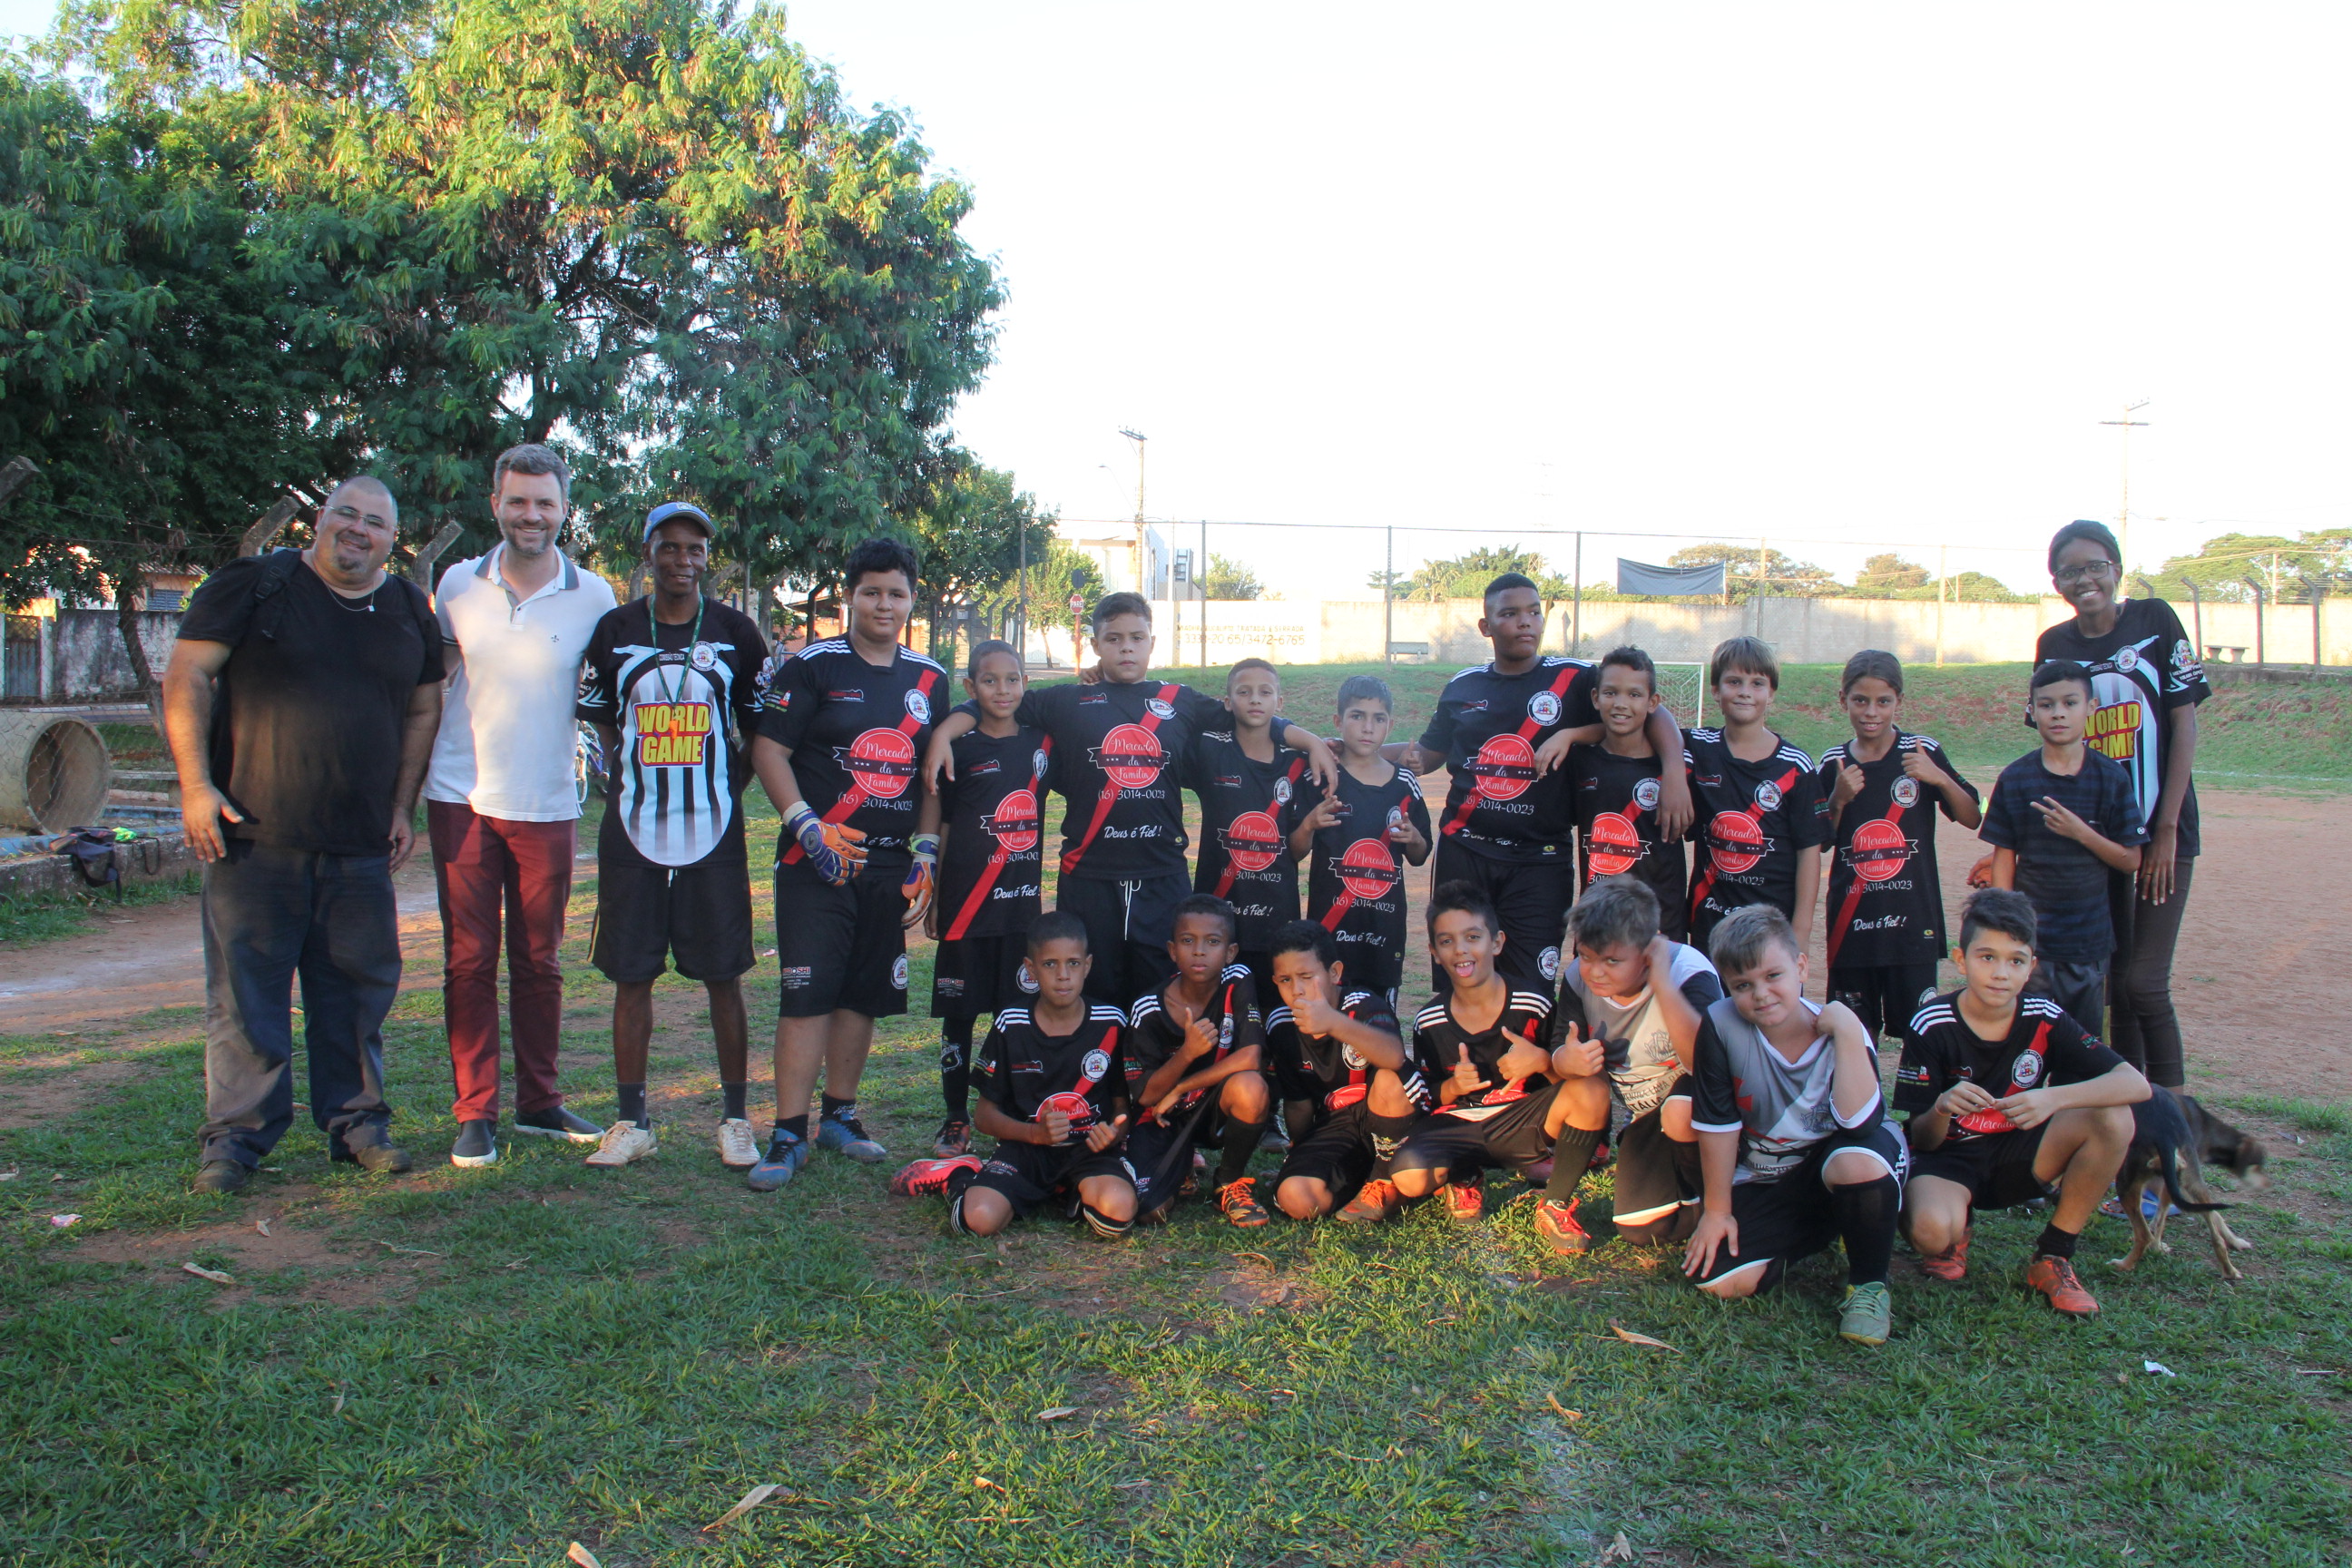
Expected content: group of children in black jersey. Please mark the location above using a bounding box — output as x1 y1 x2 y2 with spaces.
875 574 2163 1347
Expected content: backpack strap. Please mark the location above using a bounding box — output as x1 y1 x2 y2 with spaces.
250 547 306 642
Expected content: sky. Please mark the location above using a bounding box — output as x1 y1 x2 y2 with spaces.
9 2 2349 594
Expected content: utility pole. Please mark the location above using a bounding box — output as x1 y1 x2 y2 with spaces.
1016 521 1029 665
1571 532 1583 655
1384 526 1394 670
2099 399 2151 567
1199 516 1209 667
1119 428 1148 596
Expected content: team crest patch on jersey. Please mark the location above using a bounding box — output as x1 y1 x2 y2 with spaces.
1527 690 1562 725
2114 643 2140 674
838 729 918 798
1146 697 1176 720
1219 1015 1235 1049
690 642 717 671
1033 749 1051 779
2009 1050 2042 1087
905 688 931 722
2174 638 2196 671
1341 1043 1367 1069
1538 945 1562 981
1016 960 1040 994
1468 733 1539 800
1273 777 1293 805
891 954 909 991
1082 1048 1112 1083
1633 777 1661 811
1754 779 1782 810
1891 776 1920 807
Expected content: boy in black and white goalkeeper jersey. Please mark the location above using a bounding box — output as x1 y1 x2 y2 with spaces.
1683 905 1907 1347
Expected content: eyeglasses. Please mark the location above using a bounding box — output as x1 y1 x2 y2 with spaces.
2053 560 2116 586
327 504 396 532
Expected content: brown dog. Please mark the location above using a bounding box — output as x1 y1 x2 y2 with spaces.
2111 1087 2268 1281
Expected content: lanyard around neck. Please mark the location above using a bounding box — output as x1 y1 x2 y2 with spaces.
657 598 706 705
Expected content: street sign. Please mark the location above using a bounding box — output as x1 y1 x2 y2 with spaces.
1067 593 1083 612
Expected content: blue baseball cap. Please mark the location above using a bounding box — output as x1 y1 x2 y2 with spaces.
642 500 715 544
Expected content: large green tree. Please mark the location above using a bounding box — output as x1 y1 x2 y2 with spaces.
1401 545 1569 603
1666 542 1840 600
2153 530 2351 603
906 456 1054 665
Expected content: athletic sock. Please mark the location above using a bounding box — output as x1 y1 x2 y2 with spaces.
617 1083 648 1128
1830 1174 1901 1285
1214 1114 1269 1188
775 1114 808 1142
939 1020 974 1120
820 1093 858 1127
2035 1222 2080 1260
1545 1126 1602 1205
720 1082 748 1122
1365 1112 1420 1178
1671 1135 1702 1198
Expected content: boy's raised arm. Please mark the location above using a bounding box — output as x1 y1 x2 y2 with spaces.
921 710 978 789
1997 1061 2149 1128
1818 1001 1882 1124
1647 702 1692 838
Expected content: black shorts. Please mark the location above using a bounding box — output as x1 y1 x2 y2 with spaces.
1690 1121 1910 1289
1431 840 1575 998
2031 959 2108 1040
1907 1124 2052 1212
590 852 754 984
1829 962 1943 1042
1271 1102 1420 1204
931 930 1038 1019
1390 1083 1562 1181
1058 871 1190 1005
1123 1081 1254 1215
1612 1083 1697 1233
774 855 911 1019
967 1139 1138 1219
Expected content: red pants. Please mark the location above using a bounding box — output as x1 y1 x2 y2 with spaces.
427 801 576 1122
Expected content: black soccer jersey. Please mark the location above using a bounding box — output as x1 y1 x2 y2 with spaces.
1893 992 2127 1142
2035 597 2211 858
1683 729 1831 943
755 636 946 863
1125 964 1266 1120
1189 730 1319 951
576 597 768 868
1816 731 1978 969
1265 991 1426 1119
974 1004 1130 1130
1416 657 1598 860
1303 764 1430 991
1411 989 1558 1116
1567 742 1689 913
1003 680 1233 880
936 725 1053 941
1978 748 2146 964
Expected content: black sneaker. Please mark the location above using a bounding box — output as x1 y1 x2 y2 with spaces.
334 1124 413 1174
450 1120 499 1167
514 1104 603 1143
193 1160 250 1195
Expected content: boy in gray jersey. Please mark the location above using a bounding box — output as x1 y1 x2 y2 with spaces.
1684 905 1907 1346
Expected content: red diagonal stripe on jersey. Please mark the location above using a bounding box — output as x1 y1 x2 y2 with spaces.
1827 787 1910 968
780 664 943 867
1215 753 1308 897
1687 759 1806 925
1061 683 1179 875
1441 662 1581 838
1138 980 1237 1125
944 735 1054 942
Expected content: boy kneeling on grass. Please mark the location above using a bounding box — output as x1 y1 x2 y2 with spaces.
1681 905 1908 1346
1896 888 2149 1316
1124 895 1277 1227
887 913 1138 1240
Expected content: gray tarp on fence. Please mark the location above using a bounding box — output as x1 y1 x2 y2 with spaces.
1616 558 1727 597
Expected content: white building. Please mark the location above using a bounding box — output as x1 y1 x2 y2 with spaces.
1054 520 1200 601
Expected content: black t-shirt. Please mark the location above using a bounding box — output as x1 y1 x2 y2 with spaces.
1894 991 2126 1140
2034 598 2210 858
1264 990 1425 1122
1416 657 1598 860
934 724 1051 941
1815 731 1978 969
576 598 768 868
755 637 946 864
1979 749 2146 963
177 552 446 856
975 1004 1129 1131
1566 742 1689 914
1188 730 1320 952
1302 764 1430 991
1683 729 1832 946
1410 987 1558 1117
1125 965 1266 1119
1007 679 1232 880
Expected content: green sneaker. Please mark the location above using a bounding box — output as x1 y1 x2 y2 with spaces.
1838 1281 1893 1346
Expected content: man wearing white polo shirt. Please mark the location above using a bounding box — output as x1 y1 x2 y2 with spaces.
425 444 617 1166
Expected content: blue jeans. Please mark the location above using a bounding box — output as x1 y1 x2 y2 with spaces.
200 841 401 1165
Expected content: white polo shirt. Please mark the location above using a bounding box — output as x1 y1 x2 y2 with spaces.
425 546 617 821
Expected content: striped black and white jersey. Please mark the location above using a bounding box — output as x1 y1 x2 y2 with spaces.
1125 963 1265 1116
1892 992 2125 1141
576 597 768 867
1415 656 1599 859
1681 727 1832 947
1265 989 1424 1118
975 1004 1129 1128
1412 988 1558 1119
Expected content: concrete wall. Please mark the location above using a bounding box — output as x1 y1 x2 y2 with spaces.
0 611 180 702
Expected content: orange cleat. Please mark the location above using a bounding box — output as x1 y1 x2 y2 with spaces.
888 1154 981 1198
1445 1176 1485 1224
2025 1254 2100 1316
1916 1229 1970 1283
1218 1176 1270 1228
1532 1198 1593 1255
1336 1179 1400 1224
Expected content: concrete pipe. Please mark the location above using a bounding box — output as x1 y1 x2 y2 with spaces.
0 712 113 832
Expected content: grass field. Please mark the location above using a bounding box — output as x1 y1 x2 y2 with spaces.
5 796 2349 1566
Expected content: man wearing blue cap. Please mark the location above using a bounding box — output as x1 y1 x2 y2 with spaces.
574 502 769 1170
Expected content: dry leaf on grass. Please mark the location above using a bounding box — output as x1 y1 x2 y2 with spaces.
1599 1529 1635 1562
255 1219 271 1237
702 1482 788 1531
49 1214 78 1228
181 1262 234 1285
1034 1406 1078 1422
565 1544 602 1568
1546 1393 1583 1422
1606 1320 1679 1353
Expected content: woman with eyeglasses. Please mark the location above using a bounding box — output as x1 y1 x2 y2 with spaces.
2031 519 2210 1092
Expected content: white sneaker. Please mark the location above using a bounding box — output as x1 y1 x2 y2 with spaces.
584 1121 657 1168
716 1118 760 1169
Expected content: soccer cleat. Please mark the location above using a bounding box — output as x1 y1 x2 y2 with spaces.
890 1154 983 1198
1218 1176 1270 1229
584 1121 657 1169
716 1118 761 1170
1444 1176 1485 1224
192 1160 250 1195
816 1112 888 1164
745 1128 809 1191
1336 1179 1400 1224
449 1120 499 1168
1531 1198 1593 1254
1838 1281 1895 1346
1916 1230 1971 1283
2025 1254 2100 1317
932 1118 972 1158
1180 1148 1207 1200
513 1104 603 1142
